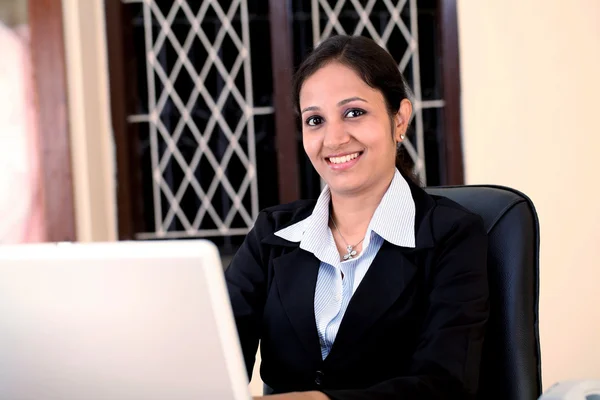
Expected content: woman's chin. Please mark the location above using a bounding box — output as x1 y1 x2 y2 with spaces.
327 179 367 197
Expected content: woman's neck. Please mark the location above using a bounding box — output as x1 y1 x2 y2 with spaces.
329 171 394 241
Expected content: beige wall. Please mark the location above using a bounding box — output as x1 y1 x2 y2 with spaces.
62 0 117 242
458 0 600 389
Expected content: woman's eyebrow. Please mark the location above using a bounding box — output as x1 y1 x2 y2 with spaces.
301 105 320 114
301 97 367 114
337 97 368 107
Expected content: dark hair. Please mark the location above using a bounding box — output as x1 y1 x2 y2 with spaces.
292 35 416 180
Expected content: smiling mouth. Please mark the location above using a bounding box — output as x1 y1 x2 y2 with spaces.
326 151 363 164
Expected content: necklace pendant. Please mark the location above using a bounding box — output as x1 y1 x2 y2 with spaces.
343 245 357 260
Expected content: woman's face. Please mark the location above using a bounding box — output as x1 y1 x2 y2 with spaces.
299 62 411 197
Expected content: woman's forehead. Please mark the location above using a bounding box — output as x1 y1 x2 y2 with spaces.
299 63 383 106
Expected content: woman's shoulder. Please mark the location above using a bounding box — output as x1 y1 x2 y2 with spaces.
406 176 485 245
426 194 487 243
251 199 318 238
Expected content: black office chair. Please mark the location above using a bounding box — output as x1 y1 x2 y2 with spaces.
264 185 542 399
425 185 542 400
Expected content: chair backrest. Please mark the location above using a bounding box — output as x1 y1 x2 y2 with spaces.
425 185 542 400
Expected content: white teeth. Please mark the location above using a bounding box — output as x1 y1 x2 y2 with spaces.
328 152 360 164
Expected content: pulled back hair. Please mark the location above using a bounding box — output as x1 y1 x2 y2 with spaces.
292 35 416 181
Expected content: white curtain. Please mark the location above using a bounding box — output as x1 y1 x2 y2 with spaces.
0 21 44 243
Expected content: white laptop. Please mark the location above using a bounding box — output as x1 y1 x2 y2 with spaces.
0 240 251 400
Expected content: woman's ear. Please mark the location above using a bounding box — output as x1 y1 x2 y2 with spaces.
394 98 413 142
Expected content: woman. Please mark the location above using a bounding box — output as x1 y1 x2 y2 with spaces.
226 35 489 400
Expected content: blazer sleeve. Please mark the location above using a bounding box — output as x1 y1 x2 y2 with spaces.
322 213 489 400
224 211 271 380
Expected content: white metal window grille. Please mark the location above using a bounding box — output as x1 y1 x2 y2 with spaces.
311 0 446 184
124 0 273 239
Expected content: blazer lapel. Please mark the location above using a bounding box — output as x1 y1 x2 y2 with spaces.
273 247 322 363
325 242 420 363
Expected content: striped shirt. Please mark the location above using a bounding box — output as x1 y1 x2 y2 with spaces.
274 169 416 359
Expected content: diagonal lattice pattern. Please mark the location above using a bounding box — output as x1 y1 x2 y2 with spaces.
125 0 272 239
312 0 446 184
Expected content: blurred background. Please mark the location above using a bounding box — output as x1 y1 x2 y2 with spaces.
0 0 598 395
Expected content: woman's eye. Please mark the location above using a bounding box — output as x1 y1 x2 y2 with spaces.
306 116 323 126
345 109 366 118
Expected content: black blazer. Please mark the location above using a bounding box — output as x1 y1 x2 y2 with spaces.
225 178 489 400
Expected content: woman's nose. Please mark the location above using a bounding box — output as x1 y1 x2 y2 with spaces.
323 120 350 149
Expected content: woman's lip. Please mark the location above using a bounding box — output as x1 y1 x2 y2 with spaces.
326 152 362 170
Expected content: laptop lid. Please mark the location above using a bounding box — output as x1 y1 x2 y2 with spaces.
0 240 250 400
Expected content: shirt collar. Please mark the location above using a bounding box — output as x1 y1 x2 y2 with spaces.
368 168 416 248
274 169 416 250
273 182 333 262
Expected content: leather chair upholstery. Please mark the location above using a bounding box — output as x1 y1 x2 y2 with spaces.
426 185 542 400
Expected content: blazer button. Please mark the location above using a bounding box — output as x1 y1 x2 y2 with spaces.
314 370 324 386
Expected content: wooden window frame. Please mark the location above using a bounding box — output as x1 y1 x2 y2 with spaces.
438 0 464 185
29 0 77 242
104 0 144 240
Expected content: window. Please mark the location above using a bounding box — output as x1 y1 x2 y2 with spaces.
105 0 462 256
